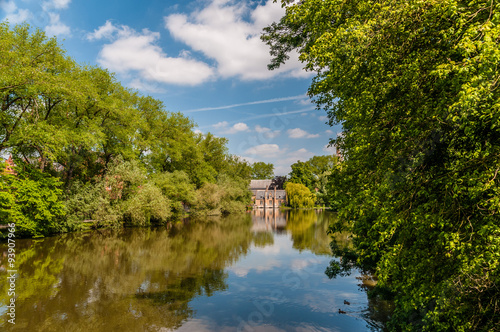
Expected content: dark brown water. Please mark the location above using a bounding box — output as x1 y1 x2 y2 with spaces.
0 210 390 331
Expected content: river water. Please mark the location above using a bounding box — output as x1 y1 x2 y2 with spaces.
0 210 390 331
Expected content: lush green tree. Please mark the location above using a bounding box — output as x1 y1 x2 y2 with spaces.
251 161 274 179
307 155 336 177
285 182 315 209
0 23 253 237
195 183 224 216
287 160 315 192
217 174 252 214
264 0 500 331
225 155 253 180
152 170 197 214
194 175 251 216
122 182 171 225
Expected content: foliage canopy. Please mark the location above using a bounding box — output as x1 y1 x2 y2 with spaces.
0 23 253 236
285 182 315 209
251 161 274 179
263 0 500 330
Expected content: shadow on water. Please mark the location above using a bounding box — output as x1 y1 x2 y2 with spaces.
0 210 391 331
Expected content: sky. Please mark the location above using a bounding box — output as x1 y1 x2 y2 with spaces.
0 0 342 176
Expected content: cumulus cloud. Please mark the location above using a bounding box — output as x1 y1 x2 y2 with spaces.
225 122 250 134
213 121 250 134
287 128 320 139
244 144 282 157
255 125 280 139
86 20 118 41
164 0 309 81
318 115 329 122
43 0 71 10
88 21 215 86
45 12 70 37
213 121 229 129
1 1 31 24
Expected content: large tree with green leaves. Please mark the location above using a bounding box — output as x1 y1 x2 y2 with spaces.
287 155 337 204
287 160 315 191
0 23 253 236
251 161 274 179
263 1 500 331
285 182 315 209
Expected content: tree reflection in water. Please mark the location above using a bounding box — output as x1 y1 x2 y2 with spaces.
0 210 392 331
0 215 255 331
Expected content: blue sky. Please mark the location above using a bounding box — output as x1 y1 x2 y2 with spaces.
1 0 341 175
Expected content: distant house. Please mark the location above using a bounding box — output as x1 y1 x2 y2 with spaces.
250 179 287 209
2 155 16 175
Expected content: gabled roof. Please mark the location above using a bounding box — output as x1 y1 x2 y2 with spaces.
250 179 273 190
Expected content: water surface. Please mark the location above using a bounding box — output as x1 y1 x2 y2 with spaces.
0 210 388 331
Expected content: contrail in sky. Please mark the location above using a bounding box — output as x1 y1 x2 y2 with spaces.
243 107 316 121
196 107 317 130
184 94 307 113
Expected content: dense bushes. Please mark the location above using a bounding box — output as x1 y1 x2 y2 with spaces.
1 164 65 237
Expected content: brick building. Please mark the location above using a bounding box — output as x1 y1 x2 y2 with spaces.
250 179 286 209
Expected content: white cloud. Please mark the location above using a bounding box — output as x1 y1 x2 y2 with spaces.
1 1 31 24
164 0 309 81
86 20 118 41
213 121 229 129
0 0 15 12
244 144 282 157
255 125 280 139
43 0 71 10
287 128 320 139
45 13 70 37
254 125 268 133
213 121 250 134
319 115 328 122
227 122 250 134
325 129 334 135
89 21 215 86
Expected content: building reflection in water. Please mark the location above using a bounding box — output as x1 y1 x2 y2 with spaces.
251 208 288 233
